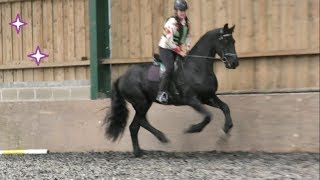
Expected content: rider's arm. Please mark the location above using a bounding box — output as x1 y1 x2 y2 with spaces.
163 18 183 53
185 30 191 51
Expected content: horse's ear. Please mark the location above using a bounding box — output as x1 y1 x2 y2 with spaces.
223 23 229 33
230 25 235 33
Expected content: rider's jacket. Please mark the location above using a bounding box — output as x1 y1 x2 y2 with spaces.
159 16 191 54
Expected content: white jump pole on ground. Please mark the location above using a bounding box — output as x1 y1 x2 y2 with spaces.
0 149 48 155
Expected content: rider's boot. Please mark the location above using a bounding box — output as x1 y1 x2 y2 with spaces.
156 73 170 104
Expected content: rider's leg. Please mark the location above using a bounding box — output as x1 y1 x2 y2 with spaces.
156 47 176 104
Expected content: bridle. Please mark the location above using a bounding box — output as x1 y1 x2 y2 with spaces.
186 33 236 66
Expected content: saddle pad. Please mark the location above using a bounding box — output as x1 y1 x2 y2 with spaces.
147 65 160 82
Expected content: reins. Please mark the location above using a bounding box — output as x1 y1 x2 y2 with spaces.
186 55 220 60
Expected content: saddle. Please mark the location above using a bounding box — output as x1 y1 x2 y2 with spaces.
147 54 180 82
148 54 186 103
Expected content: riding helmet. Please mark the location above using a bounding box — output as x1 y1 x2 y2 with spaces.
174 0 188 11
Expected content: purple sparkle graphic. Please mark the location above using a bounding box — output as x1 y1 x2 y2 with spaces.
27 46 49 66
9 13 27 34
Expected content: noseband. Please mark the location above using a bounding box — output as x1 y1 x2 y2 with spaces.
221 53 237 65
218 33 237 65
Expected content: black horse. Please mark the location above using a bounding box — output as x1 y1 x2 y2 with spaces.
104 24 239 157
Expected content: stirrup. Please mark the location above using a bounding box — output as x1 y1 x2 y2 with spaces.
156 91 168 104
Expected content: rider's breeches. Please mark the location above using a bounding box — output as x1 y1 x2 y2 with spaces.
158 47 177 92
159 47 176 74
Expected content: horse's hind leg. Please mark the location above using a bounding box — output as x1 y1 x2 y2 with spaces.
206 95 233 134
129 114 143 157
185 98 212 133
130 112 169 157
130 99 169 157
139 116 169 143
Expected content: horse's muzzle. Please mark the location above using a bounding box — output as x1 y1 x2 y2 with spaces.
223 57 239 69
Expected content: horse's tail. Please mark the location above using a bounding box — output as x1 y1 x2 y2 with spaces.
104 78 129 141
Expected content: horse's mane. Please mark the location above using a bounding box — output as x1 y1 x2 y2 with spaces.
188 28 221 55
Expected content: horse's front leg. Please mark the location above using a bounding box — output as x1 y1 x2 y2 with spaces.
206 95 233 134
185 97 212 133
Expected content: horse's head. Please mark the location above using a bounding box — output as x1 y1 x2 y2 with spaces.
214 24 239 69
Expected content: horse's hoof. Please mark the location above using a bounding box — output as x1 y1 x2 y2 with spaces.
158 133 170 143
223 124 233 134
133 150 144 158
185 124 203 133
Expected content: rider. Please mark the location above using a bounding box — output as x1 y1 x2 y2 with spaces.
156 0 191 104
